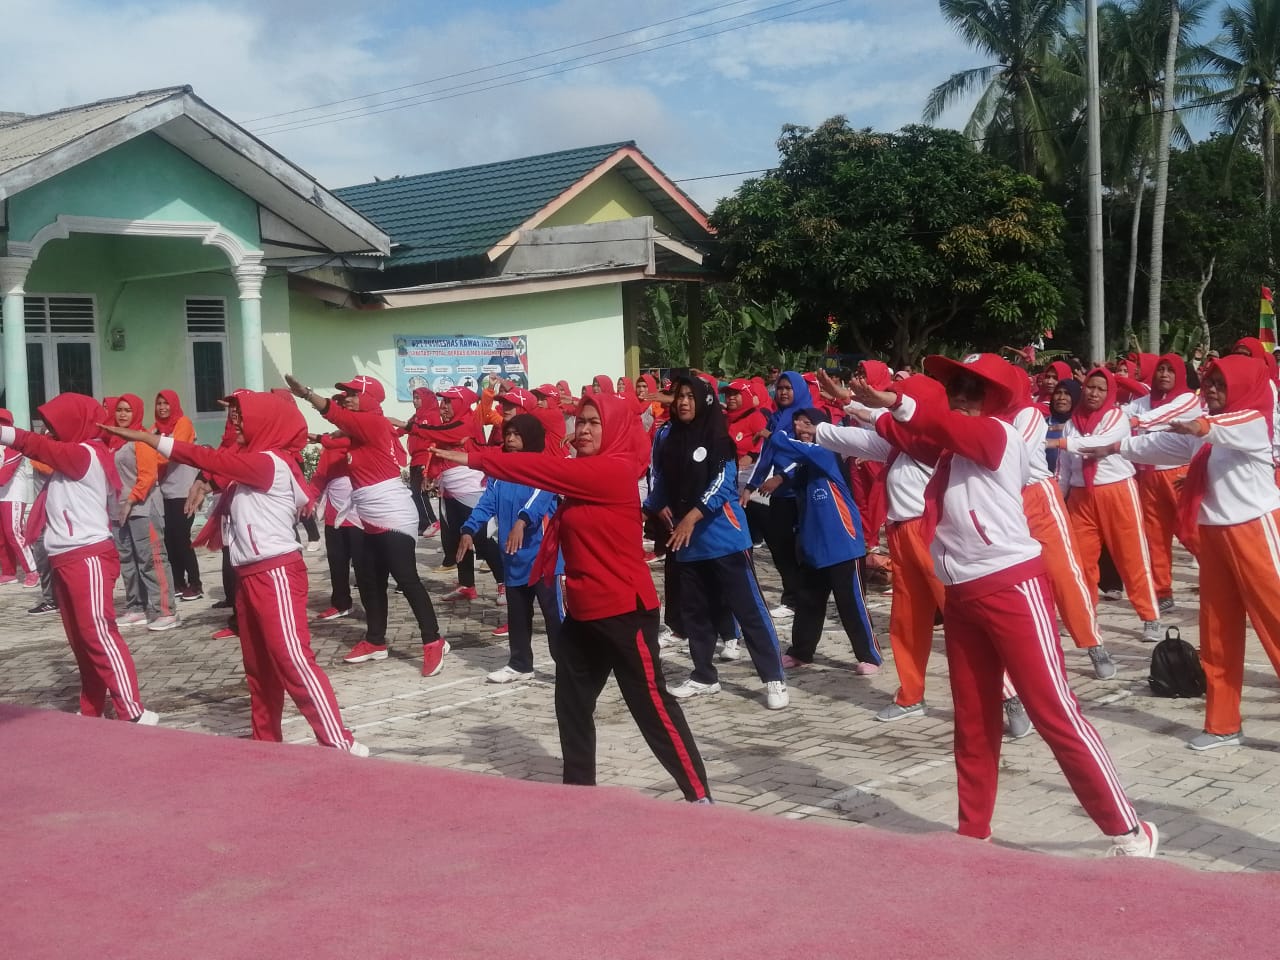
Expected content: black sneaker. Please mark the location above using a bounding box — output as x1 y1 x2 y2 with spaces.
211 599 233 610
28 600 58 616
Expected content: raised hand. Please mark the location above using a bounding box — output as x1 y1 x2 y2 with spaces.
815 368 851 403
284 374 310 399
848 378 897 410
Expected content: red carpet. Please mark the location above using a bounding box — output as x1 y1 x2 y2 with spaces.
1 703 1274 959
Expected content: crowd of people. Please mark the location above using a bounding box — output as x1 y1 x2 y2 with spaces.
5 338 1280 856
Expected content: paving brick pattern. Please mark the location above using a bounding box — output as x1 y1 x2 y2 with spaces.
2 537 1278 872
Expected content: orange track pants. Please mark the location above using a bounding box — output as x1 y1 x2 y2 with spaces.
886 517 946 707
1066 479 1159 623
1198 511 1280 735
1137 467 1190 601
1023 480 1102 649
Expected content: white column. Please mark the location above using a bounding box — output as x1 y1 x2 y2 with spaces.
234 257 267 392
0 256 33 428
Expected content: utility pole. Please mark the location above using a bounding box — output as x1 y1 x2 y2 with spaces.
1085 0 1106 364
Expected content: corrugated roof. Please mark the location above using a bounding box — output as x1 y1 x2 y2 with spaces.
0 87 187 177
334 142 633 268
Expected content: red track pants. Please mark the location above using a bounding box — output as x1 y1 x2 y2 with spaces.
944 568 1138 839
0 501 34 575
235 554 355 750
1198 511 1280 735
51 546 145 720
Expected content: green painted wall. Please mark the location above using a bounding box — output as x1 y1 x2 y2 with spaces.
288 283 626 430
8 133 260 249
539 169 678 236
14 233 287 444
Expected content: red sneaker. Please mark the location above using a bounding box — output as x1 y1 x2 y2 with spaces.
441 586 478 602
422 639 449 677
315 606 351 622
421 522 440 539
491 623 509 638
495 583 506 606
0 574 17 586
642 551 659 565
21 572 39 588
343 640 389 664
211 627 238 640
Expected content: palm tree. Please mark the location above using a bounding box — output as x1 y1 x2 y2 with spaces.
1200 0 1280 214
923 0 1075 179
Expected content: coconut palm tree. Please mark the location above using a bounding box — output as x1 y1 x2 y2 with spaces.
1200 0 1280 214
923 0 1075 179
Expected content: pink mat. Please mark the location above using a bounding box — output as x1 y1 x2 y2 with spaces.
1 704 1274 959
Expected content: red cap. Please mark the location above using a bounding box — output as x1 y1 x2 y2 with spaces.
726 379 752 393
334 375 385 404
532 383 559 398
922 353 1021 415
498 387 538 412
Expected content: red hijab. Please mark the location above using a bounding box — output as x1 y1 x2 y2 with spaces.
1178 356 1274 544
1149 354 1188 408
1036 361 1073 402
1127 352 1160 386
1072 368 1120 489
1235 337 1280 383
23 393 121 542
859 360 892 391
153 390 185 435
591 375 616 396
412 387 441 426
107 394 145 451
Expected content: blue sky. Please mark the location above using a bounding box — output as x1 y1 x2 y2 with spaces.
0 0 1233 210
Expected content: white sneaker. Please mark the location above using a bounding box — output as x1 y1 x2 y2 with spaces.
486 665 535 684
669 678 721 699
306 540 322 553
134 710 160 726
147 615 180 632
349 741 370 758
717 637 742 662
118 610 147 626
764 680 789 710
769 604 794 620
1107 821 1159 858
657 626 683 648
1142 620 1163 643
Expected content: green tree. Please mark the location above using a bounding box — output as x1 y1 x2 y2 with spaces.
924 0 1075 179
709 119 1072 366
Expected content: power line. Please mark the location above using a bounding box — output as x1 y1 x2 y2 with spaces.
244 0 765 126
251 0 849 137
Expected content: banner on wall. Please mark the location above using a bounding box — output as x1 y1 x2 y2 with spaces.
393 335 530 401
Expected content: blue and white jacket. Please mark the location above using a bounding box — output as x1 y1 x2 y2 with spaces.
777 437 866 569
461 478 562 586
645 424 752 562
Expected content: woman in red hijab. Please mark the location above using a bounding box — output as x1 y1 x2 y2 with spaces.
153 390 203 601
106 393 367 754
404 387 442 537
1102 355 1280 750
431 390 711 802
110 394 178 631
1 394 156 724
1123 355 1201 612
1050 368 1161 641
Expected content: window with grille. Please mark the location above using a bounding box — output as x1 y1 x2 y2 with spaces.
10 295 99 413
186 297 228 414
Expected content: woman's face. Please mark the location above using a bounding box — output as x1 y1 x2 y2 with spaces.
412 393 424 410
1153 361 1176 393
616 377 627 394
115 399 133 427
1081 374 1109 412
636 380 649 401
573 402 603 457
1040 368 1059 393
228 404 245 446
792 414 816 443
155 396 171 419
340 393 360 411
673 384 697 424
503 428 524 453
1201 369 1227 413
946 373 985 416
1050 385 1075 415
725 391 742 412
439 398 454 421
774 378 794 407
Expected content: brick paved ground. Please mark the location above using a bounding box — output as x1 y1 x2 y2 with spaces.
2 535 1279 872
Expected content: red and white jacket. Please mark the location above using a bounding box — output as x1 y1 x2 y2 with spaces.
0 427 112 557
1058 408 1135 488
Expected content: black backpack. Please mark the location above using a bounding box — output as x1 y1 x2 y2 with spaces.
1148 627 1206 698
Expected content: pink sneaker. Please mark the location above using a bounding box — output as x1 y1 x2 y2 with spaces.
21 572 39 588
781 653 810 669
853 662 881 676
421 522 440 539
211 627 238 640
0 574 17 586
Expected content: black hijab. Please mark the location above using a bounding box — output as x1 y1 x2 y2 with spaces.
660 375 736 517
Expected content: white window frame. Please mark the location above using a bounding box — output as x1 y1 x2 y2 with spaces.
185 296 231 420
23 293 101 409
